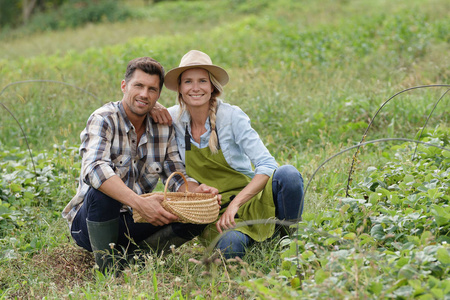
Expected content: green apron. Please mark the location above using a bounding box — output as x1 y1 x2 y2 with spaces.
185 135 276 245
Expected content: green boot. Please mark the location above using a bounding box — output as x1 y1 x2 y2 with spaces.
87 218 121 273
139 225 190 255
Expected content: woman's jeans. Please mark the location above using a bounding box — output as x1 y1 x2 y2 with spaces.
71 188 206 252
216 165 304 259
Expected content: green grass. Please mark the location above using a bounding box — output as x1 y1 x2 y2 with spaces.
0 0 449 298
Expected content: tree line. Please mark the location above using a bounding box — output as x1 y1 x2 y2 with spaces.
0 0 175 29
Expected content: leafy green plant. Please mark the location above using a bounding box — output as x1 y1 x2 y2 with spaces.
0 0 449 298
275 127 450 299
0 144 79 242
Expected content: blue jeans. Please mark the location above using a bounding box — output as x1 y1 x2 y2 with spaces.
216 165 304 258
71 188 206 252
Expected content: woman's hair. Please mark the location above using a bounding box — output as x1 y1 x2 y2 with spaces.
178 69 223 154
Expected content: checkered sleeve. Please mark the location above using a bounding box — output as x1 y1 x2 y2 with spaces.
80 114 117 189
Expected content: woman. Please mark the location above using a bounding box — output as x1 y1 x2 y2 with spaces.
161 50 304 258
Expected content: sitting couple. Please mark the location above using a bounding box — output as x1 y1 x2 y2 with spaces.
62 50 304 273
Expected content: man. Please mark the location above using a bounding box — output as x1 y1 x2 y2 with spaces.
62 57 219 273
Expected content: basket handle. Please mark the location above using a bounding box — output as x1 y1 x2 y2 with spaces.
164 171 189 198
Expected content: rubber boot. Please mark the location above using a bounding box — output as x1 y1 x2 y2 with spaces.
139 225 190 255
86 218 121 274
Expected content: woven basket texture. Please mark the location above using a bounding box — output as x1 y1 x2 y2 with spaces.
133 172 219 224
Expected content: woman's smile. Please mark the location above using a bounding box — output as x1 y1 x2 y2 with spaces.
180 68 214 109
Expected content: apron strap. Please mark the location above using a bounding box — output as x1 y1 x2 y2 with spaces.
185 125 191 151
184 122 220 151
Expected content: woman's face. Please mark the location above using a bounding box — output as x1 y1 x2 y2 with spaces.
179 68 214 110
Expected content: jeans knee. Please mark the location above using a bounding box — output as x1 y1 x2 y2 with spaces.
273 165 304 220
216 231 251 259
85 188 122 222
274 165 303 188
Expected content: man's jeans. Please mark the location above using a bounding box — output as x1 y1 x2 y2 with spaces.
216 165 304 258
71 188 206 252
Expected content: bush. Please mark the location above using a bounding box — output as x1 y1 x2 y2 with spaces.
9 0 134 34
0 0 21 28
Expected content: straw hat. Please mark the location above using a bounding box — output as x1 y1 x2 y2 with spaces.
164 50 229 91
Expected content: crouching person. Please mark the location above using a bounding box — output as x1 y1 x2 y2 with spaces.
62 56 219 273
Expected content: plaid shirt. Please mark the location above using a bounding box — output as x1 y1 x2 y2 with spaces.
62 101 193 226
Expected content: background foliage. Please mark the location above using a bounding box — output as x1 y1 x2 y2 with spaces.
0 0 449 298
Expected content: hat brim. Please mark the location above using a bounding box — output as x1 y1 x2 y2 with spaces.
164 65 229 91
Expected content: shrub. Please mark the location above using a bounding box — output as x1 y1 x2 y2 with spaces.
9 0 134 34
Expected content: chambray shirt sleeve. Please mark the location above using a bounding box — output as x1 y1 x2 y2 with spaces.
79 114 117 189
231 107 278 176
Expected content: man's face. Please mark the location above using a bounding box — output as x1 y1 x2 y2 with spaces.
121 68 161 120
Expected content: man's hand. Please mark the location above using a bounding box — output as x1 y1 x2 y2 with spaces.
98 176 179 226
151 102 172 125
134 194 178 226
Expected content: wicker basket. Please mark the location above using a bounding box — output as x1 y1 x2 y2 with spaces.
133 172 220 224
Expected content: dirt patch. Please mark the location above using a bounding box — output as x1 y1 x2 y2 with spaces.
31 244 95 289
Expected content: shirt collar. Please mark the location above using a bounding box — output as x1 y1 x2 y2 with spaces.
118 101 153 136
118 101 132 133
179 109 210 131
180 108 191 125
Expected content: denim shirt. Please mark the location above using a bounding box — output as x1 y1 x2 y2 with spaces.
168 99 278 178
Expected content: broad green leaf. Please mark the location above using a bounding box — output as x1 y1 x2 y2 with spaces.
301 250 315 260
369 192 381 204
398 264 418 280
281 260 292 270
403 174 415 184
280 270 293 278
324 237 338 245
420 231 433 245
436 248 450 265
314 269 329 284
339 204 350 214
290 277 301 289
430 287 444 299
23 191 35 200
343 232 356 240
408 279 425 296
370 224 385 240
396 257 409 268
417 293 435 300
427 188 443 200
9 183 21 193
369 282 383 295
301 212 316 222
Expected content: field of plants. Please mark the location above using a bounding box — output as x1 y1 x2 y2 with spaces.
0 0 449 298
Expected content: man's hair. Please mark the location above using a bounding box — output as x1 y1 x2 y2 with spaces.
124 57 165 91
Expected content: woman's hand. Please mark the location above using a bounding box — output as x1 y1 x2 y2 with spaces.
151 102 172 125
191 183 222 205
216 202 239 233
214 174 271 233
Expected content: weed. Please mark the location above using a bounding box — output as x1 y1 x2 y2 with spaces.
0 0 449 298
